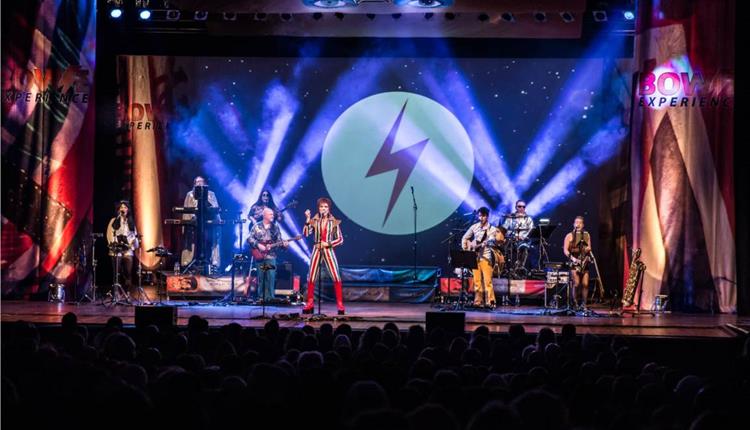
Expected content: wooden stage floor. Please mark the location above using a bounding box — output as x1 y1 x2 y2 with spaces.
2 300 747 338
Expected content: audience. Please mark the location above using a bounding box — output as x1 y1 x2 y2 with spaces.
2 312 748 429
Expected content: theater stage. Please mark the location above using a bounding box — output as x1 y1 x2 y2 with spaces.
2 300 747 339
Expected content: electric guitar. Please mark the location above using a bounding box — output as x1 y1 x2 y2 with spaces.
251 234 303 259
250 199 298 222
569 237 592 273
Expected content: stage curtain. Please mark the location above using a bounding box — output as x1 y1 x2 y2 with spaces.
628 0 736 312
1 0 96 298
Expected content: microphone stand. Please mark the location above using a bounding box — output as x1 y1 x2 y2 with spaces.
411 186 417 282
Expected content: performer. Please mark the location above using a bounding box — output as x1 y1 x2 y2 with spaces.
248 189 283 225
247 208 288 302
303 197 345 315
106 201 139 292
502 199 534 273
563 216 592 310
181 176 221 270
461 207 503 308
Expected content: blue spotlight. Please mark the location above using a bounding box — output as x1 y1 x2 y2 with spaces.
623 10 635 20
109 8 123 19
139 9 151 20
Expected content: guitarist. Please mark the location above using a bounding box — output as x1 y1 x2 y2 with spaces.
248 189 283 225
563 216 592 310
247 208 288 302
461 207 500 308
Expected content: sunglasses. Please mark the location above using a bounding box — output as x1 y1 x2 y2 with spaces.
517 205 526 208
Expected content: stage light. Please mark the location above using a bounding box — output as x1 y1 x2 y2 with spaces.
560 11 575 23
478 13 489 22
395 0 454 7
424 12 434 20
593 10 607 22
110 8 123 18
501 12 515 23
280 13 293 22
367 13 376 20
165 9 180 20
194 11 208 21
139 9 151 20
303 0 350 8
392 13 402 20
513 31 625 195
254 13 268 21
534 12 547 22
312 12 323 20
623 10 635 20
335 12 345 20
223 12 237 21
444 12 456 20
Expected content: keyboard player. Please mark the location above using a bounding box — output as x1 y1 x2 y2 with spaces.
180 176 222 271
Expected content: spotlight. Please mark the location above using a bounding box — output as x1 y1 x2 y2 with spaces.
592 10 607 22
312 12 323 20
280 13 293 22
424 12 434 20
335 12 345 20
254 13 268 21
366 13 376 20
194 10 208 21
223 12 237 21
392 13 402 20
408 0 446 7
477 13 489 22
559 11 574 23
444 12 456 20
500 12 514 22
623 10 635 20
138 9 151 20
165 9 180 20
533 11 546 22
109 8 123 18
397 0 453 7
304 0 348 8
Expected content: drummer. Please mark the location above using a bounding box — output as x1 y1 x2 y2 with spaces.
501 200 534 273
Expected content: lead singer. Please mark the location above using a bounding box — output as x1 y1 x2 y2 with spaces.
303 197 345 315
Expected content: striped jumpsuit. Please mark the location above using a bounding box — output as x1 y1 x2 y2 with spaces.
303 215 344 311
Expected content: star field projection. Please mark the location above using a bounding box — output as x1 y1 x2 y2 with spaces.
167 56 618 268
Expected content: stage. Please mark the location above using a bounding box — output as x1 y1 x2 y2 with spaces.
2 300 746 339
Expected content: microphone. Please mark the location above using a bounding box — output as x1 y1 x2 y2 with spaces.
462 210 477 216
410 186 414 194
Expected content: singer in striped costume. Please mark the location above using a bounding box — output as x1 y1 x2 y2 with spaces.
303 197 345 315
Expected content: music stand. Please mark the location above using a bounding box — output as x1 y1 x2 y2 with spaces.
447 250 477 310
528 223 557 270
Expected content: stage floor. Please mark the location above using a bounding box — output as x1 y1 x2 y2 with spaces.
2 300 747 338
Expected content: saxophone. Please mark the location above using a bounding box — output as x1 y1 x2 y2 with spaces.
622 248 646 307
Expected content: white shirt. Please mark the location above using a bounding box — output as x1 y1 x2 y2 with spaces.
462 222 499 262
502 213 534 240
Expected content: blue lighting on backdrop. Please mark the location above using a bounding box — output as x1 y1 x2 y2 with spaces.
163 32 628 268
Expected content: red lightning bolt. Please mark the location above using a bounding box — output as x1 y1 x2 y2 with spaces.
366 100 429 226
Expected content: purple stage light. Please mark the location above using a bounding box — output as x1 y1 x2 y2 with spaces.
273 56 387 197
513 33 625 194
420 63 518 207
526 116 627 215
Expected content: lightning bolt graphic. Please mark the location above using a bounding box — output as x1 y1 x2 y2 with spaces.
366 100 429 226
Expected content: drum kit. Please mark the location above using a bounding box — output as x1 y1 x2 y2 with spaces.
435 211 556 308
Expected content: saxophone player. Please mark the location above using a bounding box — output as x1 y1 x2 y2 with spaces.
563 216 592 310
